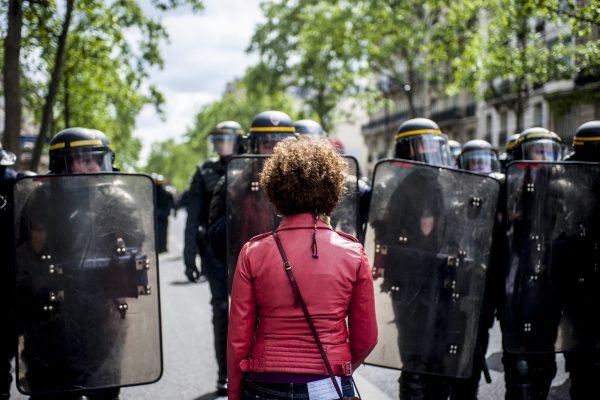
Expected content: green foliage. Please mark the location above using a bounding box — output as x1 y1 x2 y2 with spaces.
249 0 362 131
141 139 199 191
447 0 599 97
144 63 298 191
186 63 298 151
1 0 203 169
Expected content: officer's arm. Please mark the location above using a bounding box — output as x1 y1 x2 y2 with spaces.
184 167 205 267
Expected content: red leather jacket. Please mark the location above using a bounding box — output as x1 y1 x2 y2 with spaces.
227 213 378 400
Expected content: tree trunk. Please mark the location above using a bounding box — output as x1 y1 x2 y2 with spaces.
515 11 528 133
64 68 71 128
30 0 75 172
2 0 24 160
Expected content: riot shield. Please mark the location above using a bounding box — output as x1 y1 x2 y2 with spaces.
226 155 359 282
504 161 600 354
364 159 500 378
13 173 162 395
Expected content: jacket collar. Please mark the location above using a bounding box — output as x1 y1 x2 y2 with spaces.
276 212 332 231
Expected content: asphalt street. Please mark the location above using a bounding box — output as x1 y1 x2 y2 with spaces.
10 211 570 399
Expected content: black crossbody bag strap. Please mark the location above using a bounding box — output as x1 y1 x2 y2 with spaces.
272 232 354 400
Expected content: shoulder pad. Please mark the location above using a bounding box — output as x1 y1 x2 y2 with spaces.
335 230 359 243
248 232 272 242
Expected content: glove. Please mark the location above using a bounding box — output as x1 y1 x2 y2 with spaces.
185 265 201 283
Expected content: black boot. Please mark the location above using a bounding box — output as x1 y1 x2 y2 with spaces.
213 300 228 396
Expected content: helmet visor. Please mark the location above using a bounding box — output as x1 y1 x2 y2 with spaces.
208 134 238 158
253 133 296 155
522 140 562 161
65 148 113 173
397 134 452 166
459 150 500 174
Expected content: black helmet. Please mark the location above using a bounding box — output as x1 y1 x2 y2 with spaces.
294 119 326 140
248 111 296 154
458 139 500 174
49 127 114 174
512 127 563 161
208 121 244 158
0 142 16 167
571 121 600 162
395 118 452 166
505 133 520 155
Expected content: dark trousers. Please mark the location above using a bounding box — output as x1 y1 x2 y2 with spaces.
1 354 11 400
564 349 600 400
502 352 556 400
204 243 228 381
243 377 355 399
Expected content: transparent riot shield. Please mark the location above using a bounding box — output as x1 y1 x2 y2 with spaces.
364 159 500 378
504 161 600 354
226 156 279 281
13 173 162 395
331 156 359 236
226 155 359 282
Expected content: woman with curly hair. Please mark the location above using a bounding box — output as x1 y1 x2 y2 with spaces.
227 139 378 400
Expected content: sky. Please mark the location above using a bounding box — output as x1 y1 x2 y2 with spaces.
133 0 264 163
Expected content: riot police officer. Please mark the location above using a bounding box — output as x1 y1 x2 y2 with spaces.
392 119 457 400
183 121 244 282
563 120 600 399
395 118 452 166
457 139 504 398
152 174 175 254
203 111 296 396
294 119 326 140
15 128 160 400
366 118 501 400
511 128 562 162
457 139 501 174
1 144 17 400
502 127 564 400
567 120 600 162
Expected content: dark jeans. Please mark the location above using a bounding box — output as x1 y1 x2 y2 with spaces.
204 243 228 381
243 377 355 399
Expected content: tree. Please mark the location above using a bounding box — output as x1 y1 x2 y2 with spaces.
2 0 24 159
145 63 298 191
186 63 299 152
444 0 598 133
1 0 204 171
142 139 198 192
249 0 361 132
354 0 447 118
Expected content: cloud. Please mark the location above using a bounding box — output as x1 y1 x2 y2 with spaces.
134 0 263 164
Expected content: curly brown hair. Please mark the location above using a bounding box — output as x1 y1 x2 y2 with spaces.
260 138 347 216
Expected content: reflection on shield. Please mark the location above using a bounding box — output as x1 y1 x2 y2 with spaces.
331 156 359 236
364 159 500 378
226 155 360 284
13 173 162 395
226 156 279 284
504 161 600 354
